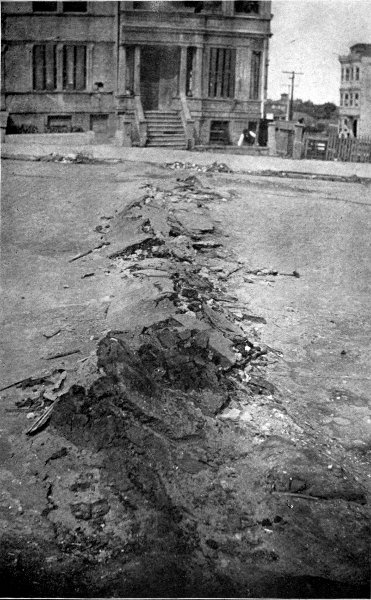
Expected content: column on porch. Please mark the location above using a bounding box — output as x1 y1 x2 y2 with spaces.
179 45 203 98
133 46 141 96
117 45 126 95
193 46 203 98
56 43 63 91
179 46 187 96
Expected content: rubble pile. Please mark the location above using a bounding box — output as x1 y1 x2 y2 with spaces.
38 152 100 164
166 160 233 173
2 175 369 597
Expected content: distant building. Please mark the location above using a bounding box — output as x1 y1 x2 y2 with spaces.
1 1 272 147
265 93 288 120
339 43 371 138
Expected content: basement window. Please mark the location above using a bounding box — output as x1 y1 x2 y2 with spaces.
33 1 57 11
47 115 72 132
235 1 260 14
209 121 229 145
62 1 87 12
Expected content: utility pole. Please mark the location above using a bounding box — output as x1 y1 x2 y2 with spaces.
282 71 303 121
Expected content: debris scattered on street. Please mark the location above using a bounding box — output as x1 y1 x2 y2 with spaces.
44 349 81 360
38 152 99 164
166 160 233 173
42 328 62 339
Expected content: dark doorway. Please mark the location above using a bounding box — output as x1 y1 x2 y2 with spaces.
258 118 268 146
140 46 180 111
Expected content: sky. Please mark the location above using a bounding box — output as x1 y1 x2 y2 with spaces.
268 0 371 104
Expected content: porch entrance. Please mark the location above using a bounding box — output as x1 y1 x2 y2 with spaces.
140 46 180 111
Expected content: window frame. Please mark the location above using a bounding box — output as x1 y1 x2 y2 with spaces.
62 44 87 91
62 1 88 13
32 1 58 12
208 47 236 99
32 43 57 91
234 1 260 15
249 49 262 100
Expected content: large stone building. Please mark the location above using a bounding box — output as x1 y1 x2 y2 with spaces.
1 0 272 147
339 43 371 138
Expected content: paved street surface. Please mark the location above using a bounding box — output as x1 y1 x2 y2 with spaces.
1 156 370 597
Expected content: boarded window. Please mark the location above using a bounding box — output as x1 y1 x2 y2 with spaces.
209 121 229 144
208 48 235 98
33 44 56 91
235 1 259 14
63 46 86 90
33 1 57 11
62 1 87 11
249 50 261 99
90 114 108 133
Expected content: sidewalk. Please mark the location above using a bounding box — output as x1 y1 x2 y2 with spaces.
2 140 371 178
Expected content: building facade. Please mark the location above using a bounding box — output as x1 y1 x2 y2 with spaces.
339 43 371 138
1 0 272 147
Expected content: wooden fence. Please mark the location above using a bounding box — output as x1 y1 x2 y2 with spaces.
302 131 371 163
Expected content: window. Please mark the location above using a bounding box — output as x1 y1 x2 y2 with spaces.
125 46 135 94
208 48 236 98
350 67 353 80
235 1 259 14
33 44 56 90
354 93 359 107
47 115 72 132
340 92 343 106
355 66 360 80
345 67 350 81
186 47 196 96
250 50 261 99
341 67 344 81
63 46 86 90
349 92 353 106
62 1 87 12
33 1 57 11
344 93 349 107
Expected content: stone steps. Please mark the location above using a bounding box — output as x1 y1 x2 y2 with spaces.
145 110 186 148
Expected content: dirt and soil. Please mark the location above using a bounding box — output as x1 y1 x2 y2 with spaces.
1 157 370 598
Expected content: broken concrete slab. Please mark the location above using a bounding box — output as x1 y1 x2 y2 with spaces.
202 304 246 342
171 211 215 237
208 330 237 369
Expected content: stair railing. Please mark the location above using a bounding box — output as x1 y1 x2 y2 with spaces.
134 96 147 147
